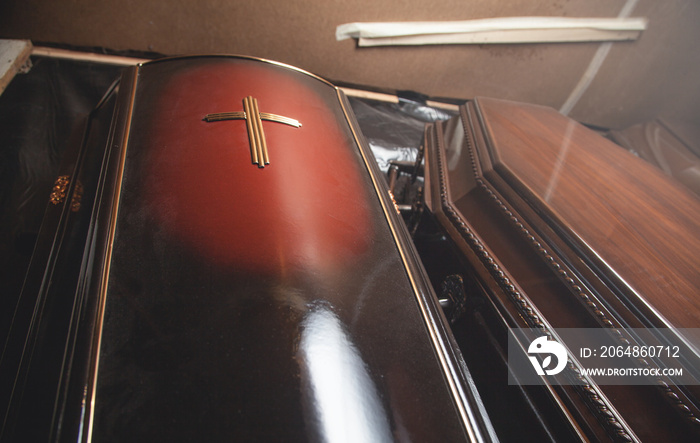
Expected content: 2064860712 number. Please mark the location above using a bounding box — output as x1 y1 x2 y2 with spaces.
599 345 680 358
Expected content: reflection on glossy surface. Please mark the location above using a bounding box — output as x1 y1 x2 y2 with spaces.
141 62 371 277
480 97 700 328
299 302 392 443
86 58 470 442
543 119 576 203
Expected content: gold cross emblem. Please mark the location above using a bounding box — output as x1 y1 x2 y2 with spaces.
204 96 302 168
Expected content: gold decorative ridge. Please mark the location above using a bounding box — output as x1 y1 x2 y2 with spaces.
431 113 639 441
204 111 301 128
259 112 302 128
85 66 140 443
70 180 83 212
203 111 246 122
335 88 483 443
49 175 70 205
138 54 335 88
204 96 301 168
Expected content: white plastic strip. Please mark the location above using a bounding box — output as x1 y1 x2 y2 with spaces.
336 17 646 45
356 27 641 46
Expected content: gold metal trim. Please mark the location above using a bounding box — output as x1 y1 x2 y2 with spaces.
204 110 301 128
334 88 483 442
259 112 302 128
70 180 84 212
203 111 246 122
49 175 70 205
243 97 259 165
84 67 140 443
204 96 301 168
387 189 401 215
251 97 269 165
138 54 335 88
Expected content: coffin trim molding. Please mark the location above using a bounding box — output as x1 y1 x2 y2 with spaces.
427 114 638 442
462 102 700 430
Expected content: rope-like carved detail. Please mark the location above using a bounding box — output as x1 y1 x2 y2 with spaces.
450 108 700 431
477 164 700 429
430 117 635 442
457 110 700 429
50 175 70 205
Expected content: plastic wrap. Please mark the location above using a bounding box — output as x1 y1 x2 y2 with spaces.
347 96 456 172
0 56 122 337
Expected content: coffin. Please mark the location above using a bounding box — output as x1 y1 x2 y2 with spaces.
7 55 700 443
421 97 700 441
0 57 493 442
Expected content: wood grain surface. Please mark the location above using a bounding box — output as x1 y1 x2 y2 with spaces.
476 97 700 329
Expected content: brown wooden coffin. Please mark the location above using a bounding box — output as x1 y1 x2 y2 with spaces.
0 56 495 442
422 97 700 442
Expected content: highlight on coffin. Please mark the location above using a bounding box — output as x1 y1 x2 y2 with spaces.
140 63 372 275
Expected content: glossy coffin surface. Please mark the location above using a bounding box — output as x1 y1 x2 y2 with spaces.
476 98 700 329
423 97 700 442
79 57 474 442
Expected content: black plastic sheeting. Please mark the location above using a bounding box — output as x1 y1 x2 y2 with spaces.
347 96 455 172
0 56 454 343
0 57 122 341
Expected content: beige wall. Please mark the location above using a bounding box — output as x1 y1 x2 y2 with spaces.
1 0 698 129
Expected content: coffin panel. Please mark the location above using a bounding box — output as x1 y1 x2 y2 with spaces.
1 56 491 442
423 97 700 442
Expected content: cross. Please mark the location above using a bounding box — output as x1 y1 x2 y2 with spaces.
203 96 302 168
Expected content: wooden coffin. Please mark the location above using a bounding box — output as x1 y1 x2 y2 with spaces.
422 97 700 442
0 56 494 442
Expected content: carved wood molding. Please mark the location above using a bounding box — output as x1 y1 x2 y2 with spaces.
465 100 700 431
428 114 637 442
